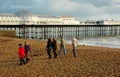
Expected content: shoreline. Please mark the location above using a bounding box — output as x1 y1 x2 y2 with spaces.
28 36 120 49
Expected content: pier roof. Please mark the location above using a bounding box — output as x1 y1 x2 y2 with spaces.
15 10 35 17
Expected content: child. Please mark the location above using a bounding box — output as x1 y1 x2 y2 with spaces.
19 43 25 65
24 41 31 63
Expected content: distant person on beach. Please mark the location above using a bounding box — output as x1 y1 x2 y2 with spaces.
18 43 25 65
59 36 67 55
24 41 31 63
52 38 58 58
72 37 78 58
46 37 53 59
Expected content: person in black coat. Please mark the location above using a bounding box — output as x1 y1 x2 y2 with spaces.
46 37 53 59
52 38 58 58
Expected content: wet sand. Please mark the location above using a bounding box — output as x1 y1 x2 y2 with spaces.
0 37 120 77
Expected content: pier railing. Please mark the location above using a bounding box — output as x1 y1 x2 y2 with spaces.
0 25 120 39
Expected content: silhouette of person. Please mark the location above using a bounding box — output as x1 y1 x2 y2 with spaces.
46 37 53 59
52 38 58 58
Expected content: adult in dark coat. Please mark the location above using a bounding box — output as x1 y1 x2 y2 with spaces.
46 37 53 59
52 38 58 58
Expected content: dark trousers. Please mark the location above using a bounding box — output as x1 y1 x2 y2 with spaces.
53 49 58 58
25 52 30 63
26 57 30 63
73 46 77 58
47 49 52 59
25 53 30 63
20 58 25 65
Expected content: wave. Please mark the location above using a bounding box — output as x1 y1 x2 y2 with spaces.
66 36 120 48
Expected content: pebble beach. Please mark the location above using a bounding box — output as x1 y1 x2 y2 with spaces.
0 37 120 77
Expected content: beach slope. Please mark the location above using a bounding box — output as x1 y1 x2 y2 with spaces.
0 37 120 77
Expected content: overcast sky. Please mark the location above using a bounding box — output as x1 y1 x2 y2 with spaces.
0 0 120 21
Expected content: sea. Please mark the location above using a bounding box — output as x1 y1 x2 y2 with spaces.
66 36 120 49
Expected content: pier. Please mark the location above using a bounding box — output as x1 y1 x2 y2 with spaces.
0 25 120 39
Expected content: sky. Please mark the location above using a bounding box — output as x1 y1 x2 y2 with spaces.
0 0 120 21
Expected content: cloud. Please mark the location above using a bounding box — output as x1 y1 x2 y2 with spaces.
86 0 112 7
68 0 113 7
49 0 79 11
0 0 119 21
49 0 104 16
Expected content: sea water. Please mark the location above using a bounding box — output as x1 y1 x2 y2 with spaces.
66 36 120 48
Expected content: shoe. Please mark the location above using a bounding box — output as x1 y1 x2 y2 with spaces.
54 56 57 58
48 57 51 59
54 54 58 58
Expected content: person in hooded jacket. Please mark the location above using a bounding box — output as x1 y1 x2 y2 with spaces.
18 43 25 65
59 36 67 55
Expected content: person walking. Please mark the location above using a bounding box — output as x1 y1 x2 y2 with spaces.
72 37 78 58
24 41 31 63
52 38 58 58
59 36 67 55
18 43 25 65
46 37 53 59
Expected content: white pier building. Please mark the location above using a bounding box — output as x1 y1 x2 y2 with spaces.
0 10 80 25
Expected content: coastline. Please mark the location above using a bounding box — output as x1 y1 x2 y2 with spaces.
66 36 120 49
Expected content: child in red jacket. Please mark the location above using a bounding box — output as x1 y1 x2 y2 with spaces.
19 43 25 65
